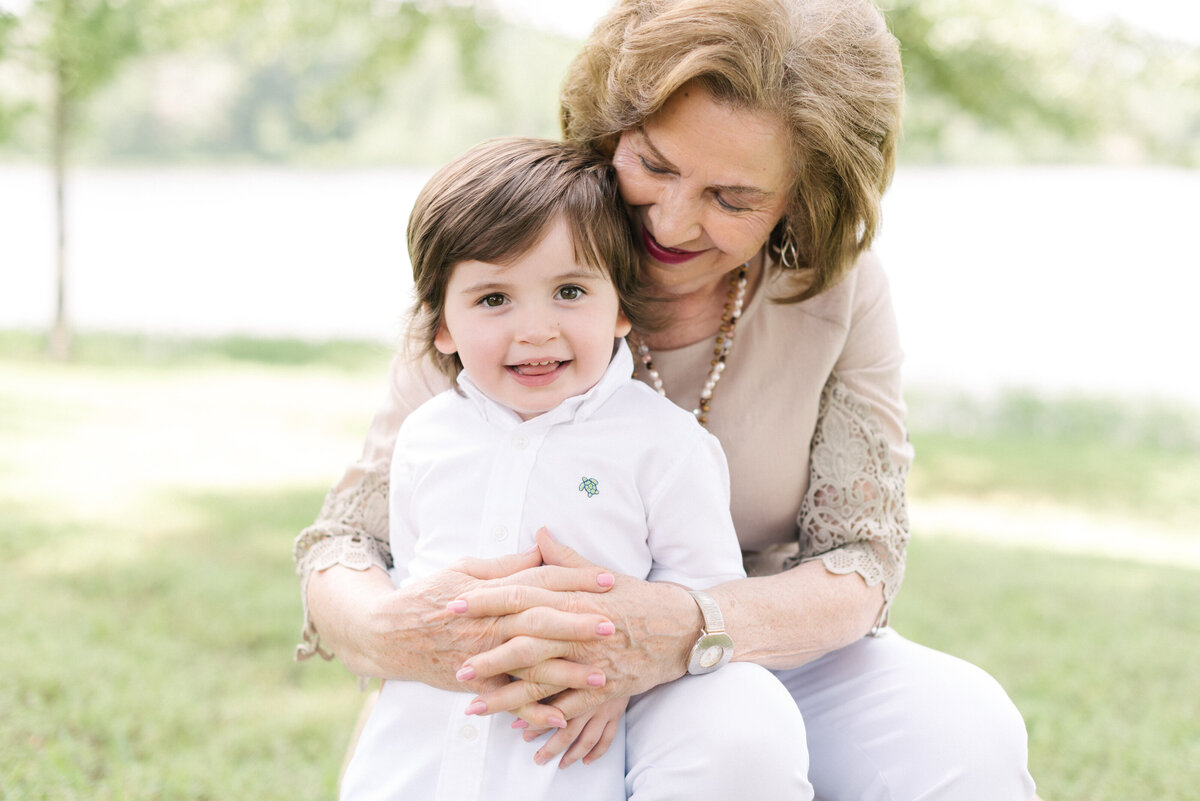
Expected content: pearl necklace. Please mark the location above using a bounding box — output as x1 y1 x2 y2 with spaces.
632 264 748 426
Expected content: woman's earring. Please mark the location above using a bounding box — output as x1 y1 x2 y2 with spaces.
773 221 799 271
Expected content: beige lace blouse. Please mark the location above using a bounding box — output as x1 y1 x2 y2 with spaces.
293 253 913 659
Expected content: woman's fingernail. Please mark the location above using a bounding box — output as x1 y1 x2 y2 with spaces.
597 572 615 588
511 719 529 729
464 701 487 716
586 672 606 687
596 621 615 636
447 599 468 613
547 716 567 728
524 543 540 554
534 751 549 766
456 665 476 682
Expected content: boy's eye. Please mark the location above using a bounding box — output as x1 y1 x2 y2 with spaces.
481 294 506 307
556 285 584 301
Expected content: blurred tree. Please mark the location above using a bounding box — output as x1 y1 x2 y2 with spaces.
0 0 156 357
0 0 492 357
884 0 1200 164
888 0 1097 142
0 9 21 140
213 1 497 161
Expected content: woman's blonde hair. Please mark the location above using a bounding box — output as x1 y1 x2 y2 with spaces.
407 137 653 377
561 0 904 301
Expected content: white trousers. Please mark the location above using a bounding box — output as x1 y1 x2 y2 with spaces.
342 630 1035 801
624 629 1036 801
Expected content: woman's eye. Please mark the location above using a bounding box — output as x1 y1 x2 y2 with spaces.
640 156 671 175
557 285 584 301
715 195 749 213
480 294 506 307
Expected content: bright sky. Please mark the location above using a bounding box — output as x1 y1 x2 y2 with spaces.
493 0 1200 43
1049 0 1200 43
1 0 1195 43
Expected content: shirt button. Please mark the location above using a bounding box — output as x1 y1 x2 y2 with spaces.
492 524 509 541
512 434 528 450
460 724 478 741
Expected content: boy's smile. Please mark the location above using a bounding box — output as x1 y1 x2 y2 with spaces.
433 218 632 420
508 360 570 385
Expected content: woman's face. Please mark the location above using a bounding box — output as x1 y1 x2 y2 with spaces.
612 81 793 298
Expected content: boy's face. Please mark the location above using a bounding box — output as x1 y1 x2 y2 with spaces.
434 218 633 420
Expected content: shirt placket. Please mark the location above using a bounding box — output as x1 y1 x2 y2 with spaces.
477 427 544 558
433 425 545 801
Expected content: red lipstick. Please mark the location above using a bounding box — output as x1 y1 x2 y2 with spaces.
641 228 705 265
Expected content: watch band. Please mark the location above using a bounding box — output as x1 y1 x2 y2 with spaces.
687 589 727 634
686 590 734 675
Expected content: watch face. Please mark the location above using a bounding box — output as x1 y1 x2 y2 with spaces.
698 643 726 669
688 632 734 674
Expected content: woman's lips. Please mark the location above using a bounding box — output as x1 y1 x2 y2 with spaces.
641 228 705 265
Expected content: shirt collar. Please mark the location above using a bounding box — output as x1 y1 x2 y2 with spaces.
456 339 635 431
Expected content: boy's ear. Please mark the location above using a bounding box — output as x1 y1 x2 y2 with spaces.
614 308 632 338
432 317 457 355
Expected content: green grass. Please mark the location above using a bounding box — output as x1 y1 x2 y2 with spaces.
892 537 1200 800
0 490 361 800
908 388 1200 533
0 329 396 372
3 332 1198 800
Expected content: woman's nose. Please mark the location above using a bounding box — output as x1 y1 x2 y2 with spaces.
650 185 702 247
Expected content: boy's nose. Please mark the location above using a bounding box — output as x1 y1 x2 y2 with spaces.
515 308 558 344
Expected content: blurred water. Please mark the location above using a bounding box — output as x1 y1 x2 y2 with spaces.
2 164 1197 404
0 165 433 345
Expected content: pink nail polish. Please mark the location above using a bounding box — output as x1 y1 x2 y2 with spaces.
595 621 615 636
511 719 529 729
587 672 606 687
456 665 476 682
464 701 487 716
596 573 615 588
547 716 567 728
447 599 468 614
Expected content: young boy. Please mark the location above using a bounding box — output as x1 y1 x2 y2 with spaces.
338 138 748 801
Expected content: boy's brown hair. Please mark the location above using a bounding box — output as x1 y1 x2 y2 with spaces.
407 137 653 377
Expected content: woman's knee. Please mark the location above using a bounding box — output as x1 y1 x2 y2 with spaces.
790 633 1034 800
929 660 1034 799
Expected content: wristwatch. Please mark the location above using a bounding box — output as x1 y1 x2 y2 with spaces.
686 590 734 675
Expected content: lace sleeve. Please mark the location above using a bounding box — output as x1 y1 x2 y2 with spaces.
292 457 393 661
788 375 910 632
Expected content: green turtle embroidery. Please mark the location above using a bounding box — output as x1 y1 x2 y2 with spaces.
578 477 599 498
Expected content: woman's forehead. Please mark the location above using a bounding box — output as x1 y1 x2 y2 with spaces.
637 85 793 192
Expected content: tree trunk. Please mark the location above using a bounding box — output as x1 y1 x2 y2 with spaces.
48 25 70 360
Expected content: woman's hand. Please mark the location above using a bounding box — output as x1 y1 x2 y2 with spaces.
306 535 619 694
452 528 699 724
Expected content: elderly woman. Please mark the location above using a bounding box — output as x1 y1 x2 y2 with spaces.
293 0 1037 798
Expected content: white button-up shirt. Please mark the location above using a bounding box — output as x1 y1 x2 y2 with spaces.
340 341 745 801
